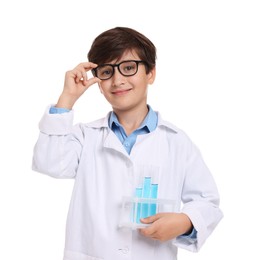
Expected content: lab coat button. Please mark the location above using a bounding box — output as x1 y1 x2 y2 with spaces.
118 246 130 254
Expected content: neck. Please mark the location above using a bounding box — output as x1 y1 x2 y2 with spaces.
113 104 149 136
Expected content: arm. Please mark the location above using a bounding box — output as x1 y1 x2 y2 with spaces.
175 143 223 251
32 62 101 178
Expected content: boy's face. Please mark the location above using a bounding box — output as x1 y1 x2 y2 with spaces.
98 50 156 113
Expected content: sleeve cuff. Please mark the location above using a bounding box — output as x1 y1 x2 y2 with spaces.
49 106 71 114
180 227 197 239
38 105 74 135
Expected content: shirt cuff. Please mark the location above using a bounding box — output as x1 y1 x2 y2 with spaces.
180 227 197 239
49 106 71 114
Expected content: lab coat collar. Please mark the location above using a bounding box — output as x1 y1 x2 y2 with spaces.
86 112 130 157
85 112 111 129
157 113 178 134
85 111 178 158
85 111 178 134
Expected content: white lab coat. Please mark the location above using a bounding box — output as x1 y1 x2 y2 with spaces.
32 107 223 260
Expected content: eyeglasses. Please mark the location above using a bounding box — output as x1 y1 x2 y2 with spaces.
92 60 146 80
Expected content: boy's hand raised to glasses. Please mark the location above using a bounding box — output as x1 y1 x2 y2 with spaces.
56 62 101 109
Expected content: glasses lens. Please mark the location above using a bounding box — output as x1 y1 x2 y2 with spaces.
119 61 138 76
96 65 114 80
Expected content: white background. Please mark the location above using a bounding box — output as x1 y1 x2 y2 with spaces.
0 0 256 259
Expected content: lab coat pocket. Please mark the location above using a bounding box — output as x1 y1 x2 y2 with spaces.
64 250 103 260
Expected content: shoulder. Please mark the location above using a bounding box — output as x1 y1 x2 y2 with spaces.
156 111 194 146
156 112 186 135
77 112 111 130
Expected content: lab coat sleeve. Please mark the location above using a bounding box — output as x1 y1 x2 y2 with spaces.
32 106 84 178
173 140 223 252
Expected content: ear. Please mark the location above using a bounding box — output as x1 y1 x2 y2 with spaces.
147 67 156 85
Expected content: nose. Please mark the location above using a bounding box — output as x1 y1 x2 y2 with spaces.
112 67 125 86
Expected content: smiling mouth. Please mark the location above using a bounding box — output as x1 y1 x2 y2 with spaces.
112 88 132 95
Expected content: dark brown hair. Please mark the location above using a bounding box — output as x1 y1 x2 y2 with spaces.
87 27 156 74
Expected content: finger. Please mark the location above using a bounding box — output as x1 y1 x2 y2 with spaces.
65 70 79 84
140 217 153 224
82 70 100 86
139 226 156 238
76 69 91 84
83 77 101 88
81 71 88 85
76 71 84 84
139 220 158 234
75 62 98 72
140 213 161 224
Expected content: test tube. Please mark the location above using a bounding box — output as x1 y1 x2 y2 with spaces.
142 177 151 198
149 184 158 216
135 187 142 224
141 177 151 219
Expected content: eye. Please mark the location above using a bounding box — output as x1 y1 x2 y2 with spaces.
121 62 137 74
97 66 113 77
102 69 112 76
124 65 135 71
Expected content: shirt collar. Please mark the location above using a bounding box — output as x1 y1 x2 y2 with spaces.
108 105 158 133
85 109 178 134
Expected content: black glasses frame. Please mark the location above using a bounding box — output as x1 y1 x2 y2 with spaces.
92 60 146 80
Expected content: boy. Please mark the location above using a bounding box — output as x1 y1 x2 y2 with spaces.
32 27 223 260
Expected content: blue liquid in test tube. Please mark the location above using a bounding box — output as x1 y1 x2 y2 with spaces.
149 184 158 216
141 177 151 219
135 187 142 224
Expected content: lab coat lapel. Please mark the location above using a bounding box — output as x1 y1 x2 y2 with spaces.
86 112 130 158
103 129 130 158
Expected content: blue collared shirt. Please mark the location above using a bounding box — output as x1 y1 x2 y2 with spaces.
108 106 158 154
